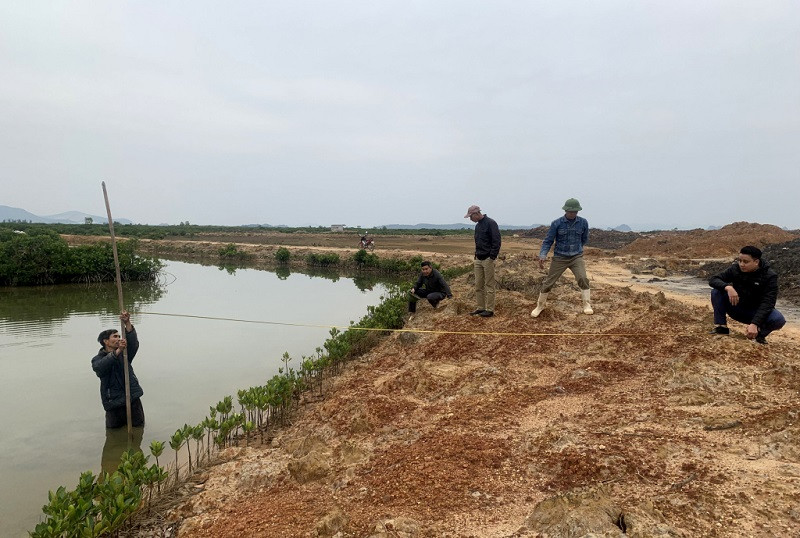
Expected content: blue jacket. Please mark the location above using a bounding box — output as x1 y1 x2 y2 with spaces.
91 328 143 411
539 215 589 259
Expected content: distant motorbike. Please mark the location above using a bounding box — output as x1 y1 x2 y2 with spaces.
359 237 375 251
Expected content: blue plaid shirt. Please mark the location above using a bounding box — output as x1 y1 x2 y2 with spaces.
539 215 589 259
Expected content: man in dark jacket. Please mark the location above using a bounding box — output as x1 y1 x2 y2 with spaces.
409 261 453 314
92 311 145 428
465 205 501 317
709 246 786 344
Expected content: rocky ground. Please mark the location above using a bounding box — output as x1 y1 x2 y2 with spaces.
130 247 800 537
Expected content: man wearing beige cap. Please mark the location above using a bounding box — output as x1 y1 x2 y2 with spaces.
465 205 501 317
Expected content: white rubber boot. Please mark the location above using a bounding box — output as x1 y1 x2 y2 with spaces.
581 289 594 315
531 292 549 318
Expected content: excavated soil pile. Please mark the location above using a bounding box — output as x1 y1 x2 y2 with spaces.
143 255 800 538
519 226 640 251
690 238 800 306
618 222 797 258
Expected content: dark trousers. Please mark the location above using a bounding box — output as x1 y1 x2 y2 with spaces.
105 398 145 429
409 290 446 313
710 288 786 336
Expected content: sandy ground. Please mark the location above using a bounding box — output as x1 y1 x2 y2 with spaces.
64 230 800 537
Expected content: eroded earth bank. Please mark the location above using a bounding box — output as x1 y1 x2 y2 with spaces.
130 236 800 537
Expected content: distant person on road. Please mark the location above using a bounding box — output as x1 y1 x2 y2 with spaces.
465 205 501 317
531 198 593 317
709 246 785 344
409 261 453 314
92 311 145 428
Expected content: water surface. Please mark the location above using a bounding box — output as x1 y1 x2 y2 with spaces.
0 260 388 537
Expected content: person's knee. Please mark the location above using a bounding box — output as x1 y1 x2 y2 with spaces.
772 311 787 330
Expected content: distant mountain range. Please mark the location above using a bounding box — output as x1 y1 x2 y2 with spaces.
0 205 132 225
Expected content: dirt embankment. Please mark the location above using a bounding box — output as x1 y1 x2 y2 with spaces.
617 222 797 259
136 255 800 537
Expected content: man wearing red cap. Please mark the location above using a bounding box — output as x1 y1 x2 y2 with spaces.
465 205 501 317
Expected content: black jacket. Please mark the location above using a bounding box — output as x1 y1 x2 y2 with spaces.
414 268 453 297
709 260 779 327
474 215 501 260
91 328 143 411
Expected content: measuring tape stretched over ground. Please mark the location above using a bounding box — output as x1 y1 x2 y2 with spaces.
136 311 665 338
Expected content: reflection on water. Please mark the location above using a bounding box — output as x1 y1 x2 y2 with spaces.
101 427 144 475
0 260 389 537
0 280 164 335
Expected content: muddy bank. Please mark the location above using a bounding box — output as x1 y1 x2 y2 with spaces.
133 253 800 537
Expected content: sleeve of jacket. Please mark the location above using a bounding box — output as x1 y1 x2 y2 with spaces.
92 351 118 376
709 265 737 290
489 219 501 259
752 271 778 327
581 219 589 246
413 274 424 290
539 222 557 259
437 272 453 298
125 328 139 362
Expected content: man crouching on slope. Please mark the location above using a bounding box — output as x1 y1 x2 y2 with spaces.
709 246 786 344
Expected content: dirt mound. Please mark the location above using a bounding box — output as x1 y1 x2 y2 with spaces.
688 237 800 305
520 226 640 250
141 255 800 537
619 222 797 258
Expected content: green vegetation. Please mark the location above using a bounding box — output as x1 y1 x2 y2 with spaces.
1 221 476 241
30 450 166 538
217 243 252 261
274 247 291 263
0 228 162 286
305 252 340 267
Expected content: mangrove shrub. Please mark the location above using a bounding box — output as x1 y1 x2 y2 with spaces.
0 229 162 286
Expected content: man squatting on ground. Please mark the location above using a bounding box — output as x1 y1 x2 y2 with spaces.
532 198 593 317
709 245 786 344
92 311 145 428
465 205 502 318
409 261 453 314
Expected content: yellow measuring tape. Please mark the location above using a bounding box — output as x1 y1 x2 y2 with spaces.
137 311 660 337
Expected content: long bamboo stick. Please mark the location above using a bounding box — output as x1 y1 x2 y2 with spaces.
101 182 133 436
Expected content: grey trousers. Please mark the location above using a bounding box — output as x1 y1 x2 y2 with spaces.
474 257 497 311
541 254 590 293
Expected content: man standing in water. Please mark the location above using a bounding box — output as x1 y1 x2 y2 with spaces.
531 198 593 317
92 311 145 428
709 245 786 344
465 205 501 317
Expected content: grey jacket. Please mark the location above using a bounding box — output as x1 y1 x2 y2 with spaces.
91 328 143 411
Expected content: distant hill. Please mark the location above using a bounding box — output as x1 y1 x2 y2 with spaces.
0 205 131 225
611 224 633 232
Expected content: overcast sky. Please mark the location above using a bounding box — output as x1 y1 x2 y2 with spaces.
2 1 798 230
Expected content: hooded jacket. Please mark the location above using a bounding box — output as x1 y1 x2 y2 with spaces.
709 260 779 327
91 328 143 411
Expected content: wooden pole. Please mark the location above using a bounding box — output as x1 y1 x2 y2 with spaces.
102 181 133 436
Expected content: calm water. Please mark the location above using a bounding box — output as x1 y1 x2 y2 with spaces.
0 260 388 537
